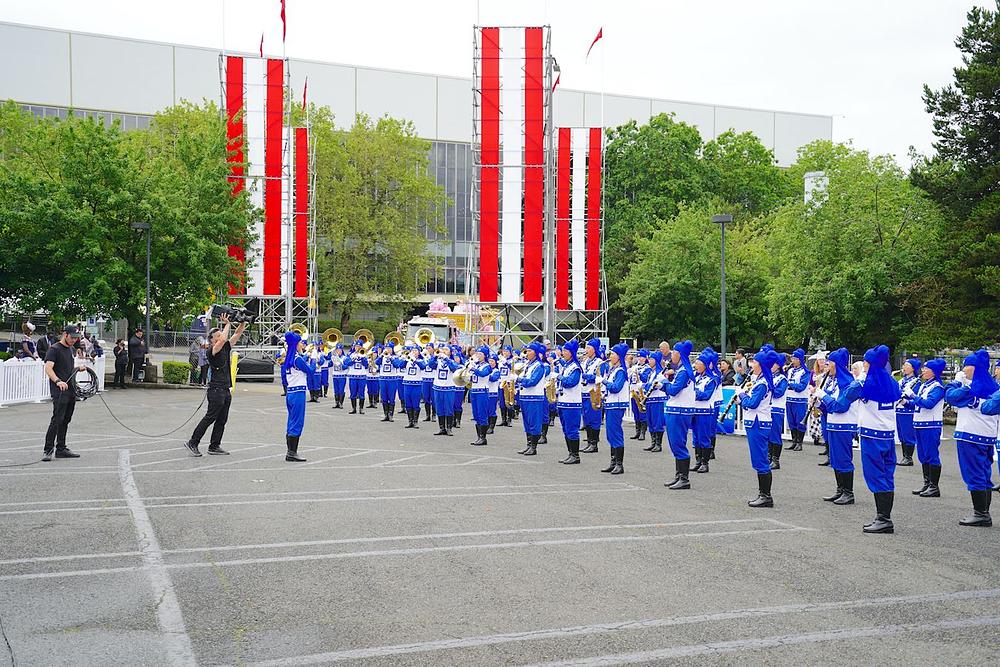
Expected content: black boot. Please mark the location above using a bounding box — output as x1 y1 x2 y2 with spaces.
748 472 774 507
523 435 537 456
381 403 391 422
424 403 433 421
913 463 930 495
548 412 556 427
434 416 448 436
667 457 691 489
863 491 894 533
822 471 844 502
709 434 716 459
502 407 513 427
650 431 662 453
959 490 992 527
610 447 624 475
769 443 781 470
818 442 828 456
639 422 647 441
519 434 532 455
471 424 488 446
630 424 641 440
539 423 548 445
387 403 395 422
600 451 616 473
445 416 454 436
818 441 830 466
454 411 462 429
404 408 416 428
643 429 656 452
694 448 709 473
899 444 914 466
285 435 306 462
358 397 364 414
487 416 496 434
785 431 797 450
580 427 599 454
833 471 855 505
560 437 581 465
792 430 803 451
920 464 942 498
349 398 357 414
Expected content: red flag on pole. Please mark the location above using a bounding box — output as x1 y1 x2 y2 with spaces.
551 72 560 93
302 76 308 111
259 33 264 57
280 0 287 42
586 27 603 60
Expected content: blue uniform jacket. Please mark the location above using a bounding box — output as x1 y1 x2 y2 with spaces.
821 381 862 413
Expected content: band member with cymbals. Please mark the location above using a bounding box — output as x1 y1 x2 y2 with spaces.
896 358 921 466
691 347 720 473
599 343 630 475
767 353 789 470
517 341 549 456
282 329 314 462
734 347 779 507
643 351 667 453
580 339 605 454
906 357 947 497
818 348 860 507
664 340 696 490
784 348 811 451
557 340 583 464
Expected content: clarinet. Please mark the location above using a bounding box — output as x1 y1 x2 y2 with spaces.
718 374 754 423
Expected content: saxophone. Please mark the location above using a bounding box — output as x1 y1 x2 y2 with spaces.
632 385 647 413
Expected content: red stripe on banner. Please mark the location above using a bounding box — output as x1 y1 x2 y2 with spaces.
225 56 245 295
263 58 284 295
294 127 308 298
478 27 500 302
555 128 571 310
522 26 544 303
586 127 602 311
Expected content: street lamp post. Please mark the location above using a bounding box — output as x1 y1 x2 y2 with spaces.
130 222 151 338
711 214 732 358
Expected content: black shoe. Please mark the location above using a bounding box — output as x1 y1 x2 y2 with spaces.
863 491 894 533
207 446 229 456
785 434 797 450
454 413 462 429
609 448 624 475
748 472 773 507
833 471 855 505
580 428 599 453
818 455 830 466
959 490 992 527
54 448 80 459
818 444 828 456
993 483 1000 493
434 416 448 436
823 471 844 502
285 435 306 462
643 435 656 452
693 449 709 473
487 416 496 434
471 425 488 446
185 441 202 457
667 458 691 489
519 436 532 455
791 431 803 451
42 450 53 462
920 465 942 498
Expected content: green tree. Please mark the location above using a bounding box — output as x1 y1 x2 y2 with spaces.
0 101 251 328
702 130 796 214
910 1 1000 345
310 110 447 330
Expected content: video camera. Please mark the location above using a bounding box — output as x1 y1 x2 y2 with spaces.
209 297 259 325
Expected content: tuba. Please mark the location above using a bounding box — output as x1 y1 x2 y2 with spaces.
414 327 436 346
289 322 308 337
322 327 342 350
353 328 375 347
385 331 404 347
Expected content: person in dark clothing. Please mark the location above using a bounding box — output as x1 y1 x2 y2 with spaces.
36 330 54 359
184 314 246 457
719 359 737 386
42 325 84 461
113 339 129 388
128 329 147 382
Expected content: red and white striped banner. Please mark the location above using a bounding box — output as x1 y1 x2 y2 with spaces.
477 26 546 304
223 54 296 297
293 127 309 299
555 127 603 311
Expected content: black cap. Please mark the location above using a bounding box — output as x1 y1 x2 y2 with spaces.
63 325 80 336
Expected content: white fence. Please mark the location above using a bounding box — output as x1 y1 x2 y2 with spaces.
0 356 105 407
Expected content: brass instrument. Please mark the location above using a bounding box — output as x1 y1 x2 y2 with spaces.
632 385 647 413
414 327 436 346
322 328 342 348
589 382 603 410
545 374 558 403
453 361 473 388
289 322 308 337
806 370 831 418
504 361 526 404
353 328 375 347
385 331 404 347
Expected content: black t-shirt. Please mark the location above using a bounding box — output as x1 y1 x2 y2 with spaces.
207 341 232 389
44 341 76 395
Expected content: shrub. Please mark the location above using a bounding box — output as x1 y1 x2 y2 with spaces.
162 361 191 384
0 352 12 361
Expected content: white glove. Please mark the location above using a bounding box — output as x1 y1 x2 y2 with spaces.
954 370 968 385
594 376 603 385
903 385 916 398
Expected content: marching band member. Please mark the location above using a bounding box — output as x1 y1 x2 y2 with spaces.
664 340 696 490
784 348 811 451
330 344 347 409
366 346 380 409
907 358 947 497
451 345 467 429
468 345 494 446
276 344 288 397
498 346 515 427
734 348 779 507
557 340 583 464
345 340 368 415
994 359 1000 493
642 352 667 453
400 344 426 428
282 330 314 462
767 353 788 470
895 358 921 466
307 340 323 403
320 344 331 398
691 347 720 474
378 345 405 422
813 353 837 466
421 343 436 422
945 349 1000 527
599 343 630 475
708 352 724 460
818 348 860 506
629 349 651 441
433 344 460 436
486 354 501 434
546 349 560 430
854 345 901 534
580 339 605 454
516 341 548 456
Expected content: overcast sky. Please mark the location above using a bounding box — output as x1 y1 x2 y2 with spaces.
0 0 987 166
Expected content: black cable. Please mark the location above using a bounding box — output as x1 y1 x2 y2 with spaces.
95 390 208 438
0 459 43 469
0 606 15 667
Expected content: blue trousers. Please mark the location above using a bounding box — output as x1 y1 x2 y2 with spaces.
487 393 498 418
665 412 691 460
692 413 715 448
605 407 625 449
646 399 665 433
366 378 379 398
321 369 329 388
582 400 602 429
559 406 581 439
379 378 398 404
956 439 994 491
433 386 454 417
914 427 942 467
860 435 896 493
786 401 807 431
285 389 306 436
421 380 433 405
631 398 647 424
452 388 465 412
500 390 512 413
521 398 545 436
280 366 288 389
827 430 855 473
348 376 366 400
470 390 490 425
768 409 785 445
746 420 771 474
402 383 422 410
895 412 916 445
332 376 346 396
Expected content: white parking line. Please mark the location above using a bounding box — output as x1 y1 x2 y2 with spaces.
369 452 431 467
130 443 275 468
219 588 1000 666
118 450 196 666
301 450 376 466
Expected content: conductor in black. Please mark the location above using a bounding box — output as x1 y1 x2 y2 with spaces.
42 325 83 461
184 313 247 457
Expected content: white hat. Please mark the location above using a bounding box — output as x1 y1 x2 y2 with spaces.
808 350 828 361
25 322 36 332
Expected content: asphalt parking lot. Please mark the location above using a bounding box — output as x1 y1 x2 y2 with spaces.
1 386 999 666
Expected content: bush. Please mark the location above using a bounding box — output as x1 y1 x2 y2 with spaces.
0 352 12 361
162 361 191 384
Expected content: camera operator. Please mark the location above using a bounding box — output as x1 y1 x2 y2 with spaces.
183 313 246 457
41 325 83 461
